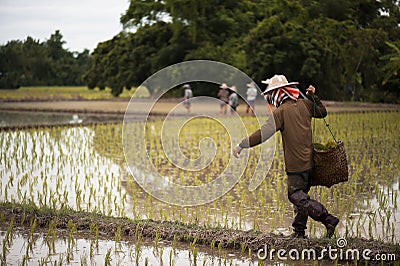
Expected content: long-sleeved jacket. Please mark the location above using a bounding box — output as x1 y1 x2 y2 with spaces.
239 95 327 173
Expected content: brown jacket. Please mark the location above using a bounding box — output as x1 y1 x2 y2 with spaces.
239 95 327 173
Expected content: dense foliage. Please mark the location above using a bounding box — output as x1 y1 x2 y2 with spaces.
0 30 91 89
85 0 400 102
1 1 399 102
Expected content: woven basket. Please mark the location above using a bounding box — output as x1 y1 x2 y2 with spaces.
311 140 349 188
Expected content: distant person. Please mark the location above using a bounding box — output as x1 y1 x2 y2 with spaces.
246 82 258 116
183 84 193 113
217 83 230 115
229 86 239 115
233 74 339 239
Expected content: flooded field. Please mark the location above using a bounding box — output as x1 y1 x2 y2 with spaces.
1 110 399 264
0 110 121 128
1 228 254 265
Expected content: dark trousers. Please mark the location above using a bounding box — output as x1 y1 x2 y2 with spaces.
287 169 331 233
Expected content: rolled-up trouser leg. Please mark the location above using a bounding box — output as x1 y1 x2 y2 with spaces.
287 170 329 232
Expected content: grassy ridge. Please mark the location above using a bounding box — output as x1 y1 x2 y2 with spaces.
0 86 150 100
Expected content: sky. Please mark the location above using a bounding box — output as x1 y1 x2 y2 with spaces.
0 0 130 52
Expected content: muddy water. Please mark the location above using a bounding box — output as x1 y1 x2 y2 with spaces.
1 119 399 242
0 110 120 128
1 111 399 264
1 126 127 218
0 229 256 265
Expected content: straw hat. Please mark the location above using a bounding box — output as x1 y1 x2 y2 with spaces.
219 83 229 89
261 75 298 95
247 81 255 87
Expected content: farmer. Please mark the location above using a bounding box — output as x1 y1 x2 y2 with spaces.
228 86 239 115
217 83 230 115
182 84 193 113
246 82 258 115
232 74 339 238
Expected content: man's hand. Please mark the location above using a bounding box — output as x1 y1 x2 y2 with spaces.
232 145 242 158
306 85 316 96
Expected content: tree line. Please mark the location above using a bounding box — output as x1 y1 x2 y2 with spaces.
1 1 399 102
85 0 400 102
0 30 91 89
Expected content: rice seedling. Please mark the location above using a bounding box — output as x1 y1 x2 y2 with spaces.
0 218 13 265
45 218 57 254
0 110 399 263
104 248 112 265
154 227 160 249
80 251 88 265
169 249 174 266
135 234 142 266
1 238 7 265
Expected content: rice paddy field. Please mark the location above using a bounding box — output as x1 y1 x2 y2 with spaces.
0 86 150 100
0 106 399 265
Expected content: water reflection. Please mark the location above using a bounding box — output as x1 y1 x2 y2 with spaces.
0 126 127 217
0 229 257 265
1 111 399 249
0 110 120 127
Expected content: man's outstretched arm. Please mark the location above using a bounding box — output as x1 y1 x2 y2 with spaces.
233 115 278 158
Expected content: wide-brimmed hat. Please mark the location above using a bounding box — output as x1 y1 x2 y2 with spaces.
219 83 229 89
261 75 298 95
247 81 255 87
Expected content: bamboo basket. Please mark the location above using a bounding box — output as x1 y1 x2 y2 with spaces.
311 140 349 188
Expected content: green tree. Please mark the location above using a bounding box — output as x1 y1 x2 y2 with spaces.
0 40 25 88
86 0 400 101
380 41 400 101
381 41 400 85
89 0 258 96
0 30 90 88
84 22 184 95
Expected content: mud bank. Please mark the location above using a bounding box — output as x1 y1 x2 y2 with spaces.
1 202 398 264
